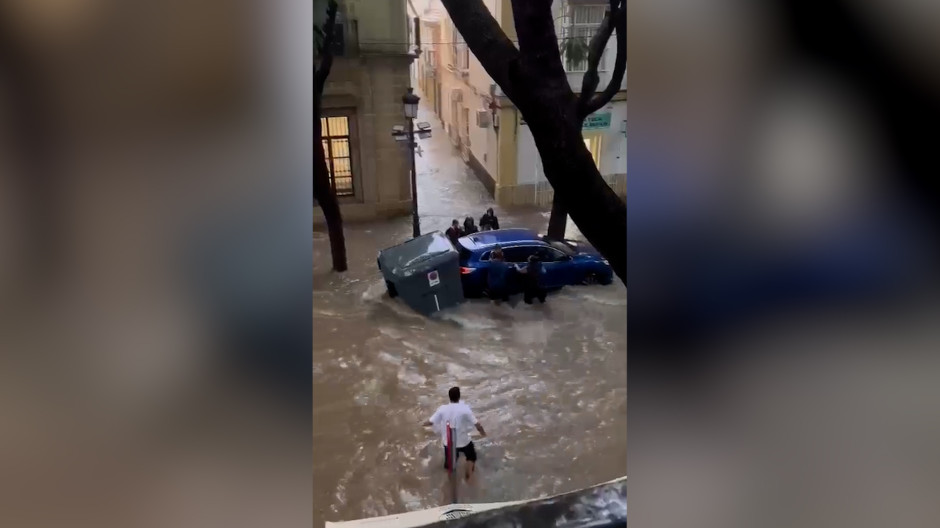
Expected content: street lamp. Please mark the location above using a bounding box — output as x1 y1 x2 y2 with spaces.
392 87 430 239
403 87 420 119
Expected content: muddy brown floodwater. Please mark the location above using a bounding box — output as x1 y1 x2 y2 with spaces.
313 104 626 527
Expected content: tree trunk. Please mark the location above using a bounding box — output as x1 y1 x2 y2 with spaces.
313 113 348 272
529 108 626 285
546 198 568 239
438 0 626 285
547 0 625 244
313 0 347 273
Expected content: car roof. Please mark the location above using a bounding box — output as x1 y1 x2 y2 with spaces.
459 228 543 250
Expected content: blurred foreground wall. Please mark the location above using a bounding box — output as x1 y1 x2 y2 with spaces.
0 1 313 526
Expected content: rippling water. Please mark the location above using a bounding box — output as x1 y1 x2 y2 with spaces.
313 104 626 526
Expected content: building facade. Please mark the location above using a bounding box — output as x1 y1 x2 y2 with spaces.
414 15 442 120
314 0 417 224
418 0 626 207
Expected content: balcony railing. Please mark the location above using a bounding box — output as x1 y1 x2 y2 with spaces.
315 17 361 59
317 18 412 57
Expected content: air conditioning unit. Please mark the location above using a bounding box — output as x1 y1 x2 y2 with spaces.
475 110 491 128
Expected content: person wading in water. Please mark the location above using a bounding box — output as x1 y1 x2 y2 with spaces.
487 246 511 304
479 208 499 231
516 254 547 304
422 387 487 481
445 219 463 247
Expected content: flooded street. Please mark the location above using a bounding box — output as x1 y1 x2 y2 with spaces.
313 105 626 526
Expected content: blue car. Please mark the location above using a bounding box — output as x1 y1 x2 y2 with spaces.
456 228 613 297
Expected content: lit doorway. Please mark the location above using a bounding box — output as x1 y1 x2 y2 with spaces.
583 134 602 166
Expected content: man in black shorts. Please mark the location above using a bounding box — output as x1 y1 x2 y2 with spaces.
423 386 487 480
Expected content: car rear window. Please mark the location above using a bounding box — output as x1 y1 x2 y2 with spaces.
549 240 576 256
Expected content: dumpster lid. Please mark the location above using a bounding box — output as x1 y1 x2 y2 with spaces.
379 231 457 277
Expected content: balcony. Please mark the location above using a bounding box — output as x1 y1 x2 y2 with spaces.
315 18 412 60
316 17 358 58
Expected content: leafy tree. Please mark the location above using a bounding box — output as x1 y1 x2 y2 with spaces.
440 0 627 284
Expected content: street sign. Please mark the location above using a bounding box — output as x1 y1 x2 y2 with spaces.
520 113 611 129
428 270 440 287
583 112 612 130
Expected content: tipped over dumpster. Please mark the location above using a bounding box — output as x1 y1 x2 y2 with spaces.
377 231 466 315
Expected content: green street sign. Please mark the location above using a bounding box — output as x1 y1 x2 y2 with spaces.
583 112 612 130
520 112 611 129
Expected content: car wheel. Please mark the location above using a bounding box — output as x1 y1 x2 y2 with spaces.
385 280 398 298
582 273 598 285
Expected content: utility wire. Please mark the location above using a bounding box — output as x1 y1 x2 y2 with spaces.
347 35 603 46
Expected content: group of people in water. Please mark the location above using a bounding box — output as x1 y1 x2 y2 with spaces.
443 207 545 305
445 208 500 246
485 245 547 305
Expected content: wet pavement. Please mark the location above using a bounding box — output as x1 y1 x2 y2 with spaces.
313 104 626 526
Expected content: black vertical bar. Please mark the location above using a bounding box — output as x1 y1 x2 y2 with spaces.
447 423 458 504
414 17 421 53
410 118 420 238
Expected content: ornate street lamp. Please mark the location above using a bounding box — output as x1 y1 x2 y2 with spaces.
403 87 420 119
393 87 426 238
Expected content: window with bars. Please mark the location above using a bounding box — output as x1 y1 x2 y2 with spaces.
565 5 609 73
319 115 355 197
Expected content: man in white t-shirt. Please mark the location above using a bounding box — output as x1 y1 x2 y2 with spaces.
422 386 487 480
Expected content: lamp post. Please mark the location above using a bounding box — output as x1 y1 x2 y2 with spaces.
392 88 432 239
403 87 421 238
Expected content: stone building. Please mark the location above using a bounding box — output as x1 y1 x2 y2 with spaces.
314 0 417 224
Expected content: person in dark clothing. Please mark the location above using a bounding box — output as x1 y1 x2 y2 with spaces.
445 219 463 246
463 216 479 235
516 254 546 304
479 208 500 231
486 247 511 303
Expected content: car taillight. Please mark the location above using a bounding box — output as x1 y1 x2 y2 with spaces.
460 267 475 274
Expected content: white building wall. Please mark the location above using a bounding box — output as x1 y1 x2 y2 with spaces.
593 101 627 175
517 119 540 186
516 101 627 186
462 0 501 181
467 91 499 178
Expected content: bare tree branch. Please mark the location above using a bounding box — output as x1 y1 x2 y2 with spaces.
581 0 626 117
440 0 523 100
510 0 569 82
439 0 627 284
576 8 614 117
314 0 339 96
